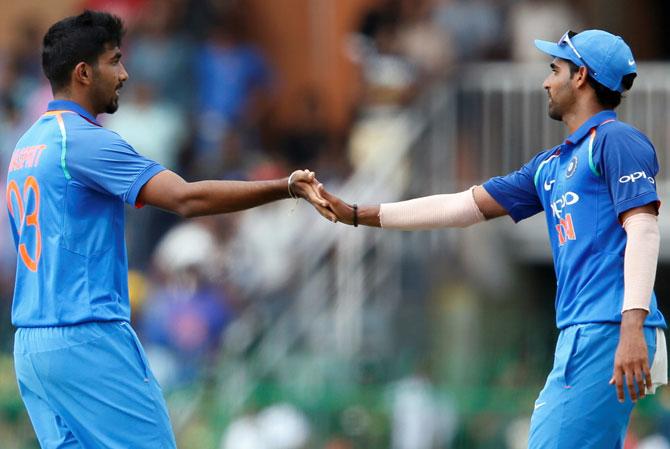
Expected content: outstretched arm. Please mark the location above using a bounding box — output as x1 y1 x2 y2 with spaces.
137 169 336 220
318 184 508 228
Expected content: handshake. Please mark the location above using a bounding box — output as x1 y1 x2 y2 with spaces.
287 169 370 227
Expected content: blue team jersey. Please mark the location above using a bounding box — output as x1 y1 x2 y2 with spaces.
484 110 666 329
6 100 165 327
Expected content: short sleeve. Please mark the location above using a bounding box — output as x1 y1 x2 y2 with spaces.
482 150 549 222
595 126 660 217
67 128 165 206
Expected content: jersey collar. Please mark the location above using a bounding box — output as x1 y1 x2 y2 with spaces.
46 100 101 127
564 110 617 146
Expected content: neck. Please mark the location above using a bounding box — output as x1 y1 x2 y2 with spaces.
563 102 606 134
53 91 98 118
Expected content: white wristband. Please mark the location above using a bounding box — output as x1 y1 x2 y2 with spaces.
622 213 659 313
379 187 485 230
287 171 299 199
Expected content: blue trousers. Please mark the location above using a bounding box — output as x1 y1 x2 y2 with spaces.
14 321 177 449
528 323 657 449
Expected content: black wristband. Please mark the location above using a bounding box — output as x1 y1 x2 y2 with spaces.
353 203 358 227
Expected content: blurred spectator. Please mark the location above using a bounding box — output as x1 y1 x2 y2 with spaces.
140 275 235 386
220 403 311 449
194 9 273 169
352 4 418 108
0 94 23 173
256 404 312 449
395 0 455 79
125 0 195 109
6 20 43 89
1 21 52 127
277 89 329 168
505 416 531 449
390 369 457 449
433 0 503 61
139 217 238 387
220 412 265 449
639 435 670 449
507 0 581 62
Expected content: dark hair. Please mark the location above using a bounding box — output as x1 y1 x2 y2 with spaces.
565 59 636 109
42 10 125 92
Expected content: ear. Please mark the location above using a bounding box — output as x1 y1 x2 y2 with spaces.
72 61 94 87
573 66 589 89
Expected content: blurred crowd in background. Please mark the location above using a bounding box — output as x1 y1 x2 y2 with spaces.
1 0 670 448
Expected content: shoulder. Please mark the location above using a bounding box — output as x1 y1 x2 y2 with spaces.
596 120 653 148
527 145 562 168
64 117 133 150
592 120 659 178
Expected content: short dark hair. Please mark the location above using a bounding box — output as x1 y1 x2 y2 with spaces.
565 59 636 109
42 10 125 92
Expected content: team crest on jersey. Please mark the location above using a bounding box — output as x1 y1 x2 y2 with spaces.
566 156 578 178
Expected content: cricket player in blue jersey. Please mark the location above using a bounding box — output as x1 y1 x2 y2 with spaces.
318 30 668 448
6 11 334 449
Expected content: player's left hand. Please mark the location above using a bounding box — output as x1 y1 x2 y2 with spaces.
289 169 337 222
609 309 651 403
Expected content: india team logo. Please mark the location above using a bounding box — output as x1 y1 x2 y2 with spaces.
566 156 578 178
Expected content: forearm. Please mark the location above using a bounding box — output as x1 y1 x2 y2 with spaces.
322 185 505 228
622 213 659 313
378 188 485 230
180 178 290 217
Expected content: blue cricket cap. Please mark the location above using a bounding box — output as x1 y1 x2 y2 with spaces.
534 30 636 93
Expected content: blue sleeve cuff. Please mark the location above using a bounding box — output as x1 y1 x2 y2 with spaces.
482 180 526 223
614 191 660 217
125 163 166 206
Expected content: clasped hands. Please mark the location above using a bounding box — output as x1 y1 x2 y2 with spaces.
288 170 354 224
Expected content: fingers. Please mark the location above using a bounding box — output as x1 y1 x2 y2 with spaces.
627 367 638 402
300 183 330 209
610 362 651 403
311 202 338 222
636 368 646 400
290 169 315 183
609 369 625 403
289 169 331 205
291 178 353 225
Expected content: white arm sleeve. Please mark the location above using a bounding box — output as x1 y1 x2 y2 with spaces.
379 187 485 230
622 213 660 313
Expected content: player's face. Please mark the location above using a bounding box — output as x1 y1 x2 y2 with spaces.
542 58 576 121
90 45 128 114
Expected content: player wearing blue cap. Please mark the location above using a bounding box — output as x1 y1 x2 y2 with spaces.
6 10 334 449
319 30 667 448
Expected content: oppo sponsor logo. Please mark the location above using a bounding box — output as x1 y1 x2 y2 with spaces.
551 192 580 218
619 171 655 184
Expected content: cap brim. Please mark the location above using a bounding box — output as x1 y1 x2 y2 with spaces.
534 39 578 65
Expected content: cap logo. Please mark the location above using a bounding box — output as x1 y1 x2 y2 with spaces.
628 59 635 66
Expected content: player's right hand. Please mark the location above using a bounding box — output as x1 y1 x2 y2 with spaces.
289 170 337 222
